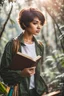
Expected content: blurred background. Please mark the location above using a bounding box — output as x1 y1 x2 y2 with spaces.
0 0 64 95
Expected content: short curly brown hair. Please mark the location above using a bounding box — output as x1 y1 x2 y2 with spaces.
18 8 45 30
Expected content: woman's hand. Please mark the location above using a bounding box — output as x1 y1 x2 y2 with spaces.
42 90 60 96
20 67 36 77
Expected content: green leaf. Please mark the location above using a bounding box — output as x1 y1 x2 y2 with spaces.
0 82 7 94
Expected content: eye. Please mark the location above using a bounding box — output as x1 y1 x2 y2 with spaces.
33 22 38 25
32 21 38 25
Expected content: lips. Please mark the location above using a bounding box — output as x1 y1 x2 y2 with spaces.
36 30 40 33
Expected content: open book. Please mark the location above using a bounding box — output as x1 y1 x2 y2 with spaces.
9 52 41 70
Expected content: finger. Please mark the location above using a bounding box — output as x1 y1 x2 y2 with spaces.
30 72 35 76
28 70 35 76
29 69 35 73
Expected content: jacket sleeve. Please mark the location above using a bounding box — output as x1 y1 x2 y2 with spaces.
0 40 22 86
37 42 48 94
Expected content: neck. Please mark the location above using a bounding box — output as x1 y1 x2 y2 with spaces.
23 31 33 44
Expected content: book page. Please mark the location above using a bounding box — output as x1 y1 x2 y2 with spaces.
17 52 34 61
34 55 41 61
17 52 41 62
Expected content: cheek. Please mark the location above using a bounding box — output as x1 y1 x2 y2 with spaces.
29 27 35 31
28 24 37 32
32 26 36 30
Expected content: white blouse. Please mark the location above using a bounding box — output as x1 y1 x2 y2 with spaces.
21 42 36 89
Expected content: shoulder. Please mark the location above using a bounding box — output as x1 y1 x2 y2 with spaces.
5 37 19 48
37 40 44 56
5 39 13 48
3 39 14 54
37 40 44 50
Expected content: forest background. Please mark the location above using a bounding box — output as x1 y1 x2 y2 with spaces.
0 0 64 95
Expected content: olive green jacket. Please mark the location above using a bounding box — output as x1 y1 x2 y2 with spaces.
0 33 48 96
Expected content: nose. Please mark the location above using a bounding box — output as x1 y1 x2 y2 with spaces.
37 24 42 29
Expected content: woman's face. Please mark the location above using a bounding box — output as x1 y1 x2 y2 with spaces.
25 17 43 35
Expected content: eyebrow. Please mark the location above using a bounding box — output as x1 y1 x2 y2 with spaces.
33 19 42 24
33 19 40 22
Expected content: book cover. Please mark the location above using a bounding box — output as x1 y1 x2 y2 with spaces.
9 52 41 70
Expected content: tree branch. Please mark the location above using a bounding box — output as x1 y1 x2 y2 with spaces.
0 4 13 38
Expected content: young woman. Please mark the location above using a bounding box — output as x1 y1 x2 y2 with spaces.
0 8 60 96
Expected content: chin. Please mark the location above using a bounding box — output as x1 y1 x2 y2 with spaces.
33 31 39 35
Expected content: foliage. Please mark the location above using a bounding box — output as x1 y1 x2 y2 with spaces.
0 81 7 95
41 0 64 52
0 0 4 6
0 0 64 95
42 0 64 25
42 50 64 95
